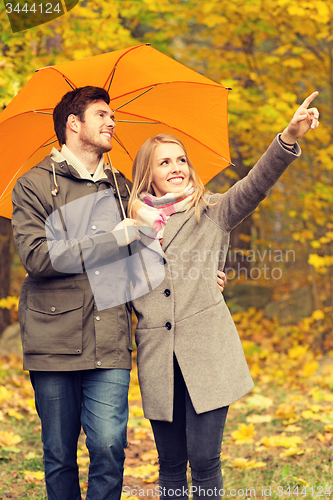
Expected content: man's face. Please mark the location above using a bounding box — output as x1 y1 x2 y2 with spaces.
75 100 116 154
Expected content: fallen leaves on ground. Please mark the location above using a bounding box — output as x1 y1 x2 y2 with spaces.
0 307 333 498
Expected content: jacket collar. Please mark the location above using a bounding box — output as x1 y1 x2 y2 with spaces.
162 206 195 251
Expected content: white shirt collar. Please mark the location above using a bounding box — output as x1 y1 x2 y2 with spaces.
50 145 107 181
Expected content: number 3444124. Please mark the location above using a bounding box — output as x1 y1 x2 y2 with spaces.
5 3 61 14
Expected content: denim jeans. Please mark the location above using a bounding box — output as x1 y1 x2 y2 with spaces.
150 357 228 500
30 368 130 500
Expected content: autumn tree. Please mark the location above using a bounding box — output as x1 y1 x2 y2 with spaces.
1 0 332 345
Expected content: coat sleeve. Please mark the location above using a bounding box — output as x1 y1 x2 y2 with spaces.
12 175 122 279
207 135 301 231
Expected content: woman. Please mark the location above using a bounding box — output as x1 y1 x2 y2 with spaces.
127 93 319 500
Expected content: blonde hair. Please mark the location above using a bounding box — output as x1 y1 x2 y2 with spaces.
128 134 210 221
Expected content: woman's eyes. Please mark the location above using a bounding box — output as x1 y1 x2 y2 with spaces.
160 158 186 166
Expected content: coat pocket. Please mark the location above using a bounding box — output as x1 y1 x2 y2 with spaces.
24 290 84 355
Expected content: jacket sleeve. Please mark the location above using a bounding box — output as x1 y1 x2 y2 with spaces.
208 135 301 231
12 176 121 279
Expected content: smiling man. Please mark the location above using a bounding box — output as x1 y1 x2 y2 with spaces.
11 86 140 500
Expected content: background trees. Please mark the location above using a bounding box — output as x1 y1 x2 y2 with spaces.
1 0 332 348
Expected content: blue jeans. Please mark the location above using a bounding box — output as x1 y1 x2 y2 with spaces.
30 368 130 500
150 357 228 500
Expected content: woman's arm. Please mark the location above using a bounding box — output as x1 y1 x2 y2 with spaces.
208 92 319 232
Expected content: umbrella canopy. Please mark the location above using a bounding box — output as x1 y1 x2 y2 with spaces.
0 44 231 219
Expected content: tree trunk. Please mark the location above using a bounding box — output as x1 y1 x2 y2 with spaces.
0 216 12 335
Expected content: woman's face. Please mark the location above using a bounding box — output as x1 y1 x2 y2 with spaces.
150 142 190 198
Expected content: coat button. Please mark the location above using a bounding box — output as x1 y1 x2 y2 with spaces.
165 322 172 330
95 270 100 275
164 289 170 297
87 182 92 186
51 306 56 312
97 361 102 366
92 225 97 230
96 316 101 321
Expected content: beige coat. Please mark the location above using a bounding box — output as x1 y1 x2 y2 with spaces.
132 136 301 421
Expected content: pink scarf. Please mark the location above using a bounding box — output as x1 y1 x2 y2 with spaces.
132 184 195 239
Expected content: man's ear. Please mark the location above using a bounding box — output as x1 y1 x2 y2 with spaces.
67 114 80 134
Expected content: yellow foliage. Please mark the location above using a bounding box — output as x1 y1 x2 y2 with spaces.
77 455 90 467
309 254 333 269
0 296 19 311
7 409 24 420
143 472 159 484
0 430 22 446
301 361 319 377
0 386 13 402
301 410 323 421
23 470 45 481
124 464 158 479
276 404 297 419
284 425 302 432
288 345 308 359
230 458 266 469
245 395 273 409
259 434 303 448
279 447 304 458
133 430 149 440
130 405 144 417
140 450 158 462
231 423 256 444
293 477 309 487
312 310 325 321
246 414 272 424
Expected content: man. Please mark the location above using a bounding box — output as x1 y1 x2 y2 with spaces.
12 86 141 500
12 85 226 500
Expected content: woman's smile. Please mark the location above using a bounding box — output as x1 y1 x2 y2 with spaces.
151 142 190 197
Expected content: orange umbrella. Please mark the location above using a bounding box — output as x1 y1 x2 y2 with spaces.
0 44 231 219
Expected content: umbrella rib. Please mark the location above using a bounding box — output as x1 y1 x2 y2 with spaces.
115 120 161 124
33 110 53 115
103 43 150 91
112 135 131 156
107 67 116 93
113 87 156 111
64 77 75 90
43 139 58 148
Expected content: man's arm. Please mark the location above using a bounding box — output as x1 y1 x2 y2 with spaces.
12 176 139 279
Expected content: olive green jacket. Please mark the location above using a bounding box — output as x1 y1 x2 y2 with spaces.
12 154 133 371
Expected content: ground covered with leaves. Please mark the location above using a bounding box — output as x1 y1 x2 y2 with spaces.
0 308 333 499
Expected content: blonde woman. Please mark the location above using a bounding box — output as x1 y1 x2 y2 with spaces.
127 93 319 500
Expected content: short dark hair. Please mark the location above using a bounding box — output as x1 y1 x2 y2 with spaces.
53 86 110 146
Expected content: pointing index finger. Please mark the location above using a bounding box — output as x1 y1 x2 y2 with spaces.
301 91 319 109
